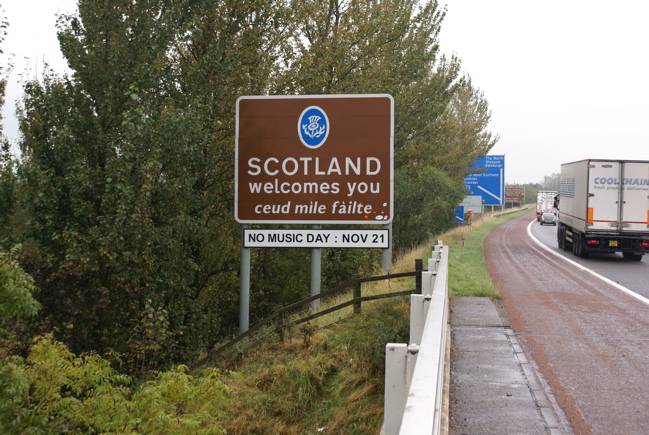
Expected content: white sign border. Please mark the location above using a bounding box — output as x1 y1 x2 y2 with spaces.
235 94 394 225
243 229 390 248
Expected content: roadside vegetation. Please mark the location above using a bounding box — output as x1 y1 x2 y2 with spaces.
200 209 529 434
1 208 526 433
1 0 497 375
0 0 517 432
446 208 529 298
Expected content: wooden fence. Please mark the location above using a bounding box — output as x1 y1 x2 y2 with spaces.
190 263 424 373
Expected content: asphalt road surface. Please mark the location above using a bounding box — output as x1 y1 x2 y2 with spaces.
486 209 649 434
530 214 649 299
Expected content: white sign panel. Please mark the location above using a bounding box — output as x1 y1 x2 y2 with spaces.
460 195 483 214
243 229 389 248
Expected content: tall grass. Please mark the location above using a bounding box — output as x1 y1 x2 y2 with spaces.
217 207 529 434
220 293 410 434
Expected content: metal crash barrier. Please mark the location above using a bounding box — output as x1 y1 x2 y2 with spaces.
384 242 449 435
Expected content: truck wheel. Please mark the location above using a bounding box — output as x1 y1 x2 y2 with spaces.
573 233 590 258
623 252 643 261
558 226 571 251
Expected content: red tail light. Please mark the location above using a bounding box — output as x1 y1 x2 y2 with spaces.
641 242 649 248
586 239 599 245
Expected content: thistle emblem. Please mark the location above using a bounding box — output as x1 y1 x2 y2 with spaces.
298 106 329 148
302 115 326 139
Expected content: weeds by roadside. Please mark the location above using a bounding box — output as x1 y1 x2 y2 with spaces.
216 207 529 434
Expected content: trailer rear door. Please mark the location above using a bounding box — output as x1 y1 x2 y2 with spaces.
587 161 649 233
588 161 621 231
620 162 649 233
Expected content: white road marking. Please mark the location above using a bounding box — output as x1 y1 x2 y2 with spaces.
526 219 649 306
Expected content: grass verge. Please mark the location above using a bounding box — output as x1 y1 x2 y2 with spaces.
216 207 529 434
446 207 529 298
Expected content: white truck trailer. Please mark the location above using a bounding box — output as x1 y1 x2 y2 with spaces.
557 159 649 260
536 190 558 220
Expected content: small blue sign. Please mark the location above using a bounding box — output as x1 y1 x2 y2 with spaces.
455 206 465 223
464 155 505 206
298 106 329 148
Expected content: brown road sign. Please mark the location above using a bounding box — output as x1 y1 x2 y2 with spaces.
235 95 394 224
505 187 525 203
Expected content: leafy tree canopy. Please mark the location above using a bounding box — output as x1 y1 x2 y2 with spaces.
7 0 497 371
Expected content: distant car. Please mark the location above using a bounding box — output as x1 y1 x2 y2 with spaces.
540 212 557 226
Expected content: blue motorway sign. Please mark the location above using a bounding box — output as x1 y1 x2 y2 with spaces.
464 155 505 206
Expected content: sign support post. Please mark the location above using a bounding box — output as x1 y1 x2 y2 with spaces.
239 224 251 333
382 222 392 273
310 224 322 311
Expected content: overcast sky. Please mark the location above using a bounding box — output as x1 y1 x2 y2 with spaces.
2 0 77 146
439 0 649 183
2 0 648 184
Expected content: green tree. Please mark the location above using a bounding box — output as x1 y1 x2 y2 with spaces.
20 1 210 370
0 246 40 338
435 77 499 176
274 0 443 94
16 0 298 371
14 0 498 373
392 166 464 251
0 142 16 250
391 76 498 249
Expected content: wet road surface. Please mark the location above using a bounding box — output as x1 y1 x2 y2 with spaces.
486 209 649 434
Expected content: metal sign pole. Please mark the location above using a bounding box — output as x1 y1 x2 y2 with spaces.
311 224 322 311
240 224 251 333
382 222 392 273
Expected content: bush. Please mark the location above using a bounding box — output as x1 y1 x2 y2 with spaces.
0 250 231 433
0 335 231 434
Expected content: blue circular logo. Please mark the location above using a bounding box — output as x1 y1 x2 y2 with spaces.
298 106 329 149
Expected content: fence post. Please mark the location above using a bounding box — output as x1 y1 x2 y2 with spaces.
415 259 422 293
352 274 362 315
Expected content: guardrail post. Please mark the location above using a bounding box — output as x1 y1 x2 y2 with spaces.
352 274 362 315
385 343 408 435
409 294 431 346
428 246 443 274
422 270 435 297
